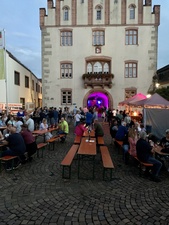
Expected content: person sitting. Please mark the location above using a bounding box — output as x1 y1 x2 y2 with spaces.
158 129 169 172
0 130 4 141
0 114 7 127
5 115 16 127
39 118 53 141
160 129 169 153
1 126 26 169
115 121 128 141
57 117 69 142
110 119 118 141
136 131 162 182
21 124 37 162
3 122 13 138
115 121 129 163
93 119 104 139
74 118 87 137
128 127 139 157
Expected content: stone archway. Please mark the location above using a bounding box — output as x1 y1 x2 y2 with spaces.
83 89 113 109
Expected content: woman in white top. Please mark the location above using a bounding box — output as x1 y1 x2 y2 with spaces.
39 118 53 141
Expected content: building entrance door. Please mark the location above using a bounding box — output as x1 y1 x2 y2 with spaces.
87 91 108 110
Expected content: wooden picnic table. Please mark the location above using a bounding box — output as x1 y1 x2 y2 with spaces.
77 137 96 179
83 130 95 137
153 145 169 156
32 127 58 142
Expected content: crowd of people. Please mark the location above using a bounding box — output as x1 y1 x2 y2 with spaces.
0 107 71 169
108 109 169 183
0 105 169 182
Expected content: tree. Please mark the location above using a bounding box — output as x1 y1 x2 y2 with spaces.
155 87 169 101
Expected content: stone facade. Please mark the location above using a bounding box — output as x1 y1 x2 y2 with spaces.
40 0 160 110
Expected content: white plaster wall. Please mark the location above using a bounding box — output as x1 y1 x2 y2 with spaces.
42 0 159 109
77 1 88 25
0 51 42 106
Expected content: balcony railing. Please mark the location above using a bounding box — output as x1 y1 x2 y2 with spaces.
82 73 114 89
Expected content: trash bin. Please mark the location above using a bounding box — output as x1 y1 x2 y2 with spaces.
146 125 152 134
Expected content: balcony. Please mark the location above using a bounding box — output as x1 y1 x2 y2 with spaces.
82 73 114 89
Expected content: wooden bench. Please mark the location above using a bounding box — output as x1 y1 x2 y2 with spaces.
0 155 18 172
100 146 115 181
97 136 104 146
37 143 48 158
114 140 123 154
134 155 153 177
61 144 79 179
74 136 81 144
46 136 60 150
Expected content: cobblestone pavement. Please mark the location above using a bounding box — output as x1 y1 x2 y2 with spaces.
0 122 169 225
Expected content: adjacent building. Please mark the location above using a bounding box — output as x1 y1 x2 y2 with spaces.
40 0 160 110
157 64 169 88
0 49 42 112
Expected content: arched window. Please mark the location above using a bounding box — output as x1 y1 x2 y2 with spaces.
93 62 102 73
96 5 102 20
86 61 110 74
87 63 92 73
103 63 109 73
63 6 69 21
129 4 136 19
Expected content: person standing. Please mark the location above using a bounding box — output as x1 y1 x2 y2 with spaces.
25 114 35 132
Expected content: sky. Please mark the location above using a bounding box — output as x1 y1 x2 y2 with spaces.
0 0 168 79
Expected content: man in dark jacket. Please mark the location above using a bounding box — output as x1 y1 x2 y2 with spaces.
1 127 26 169
136 131 162 182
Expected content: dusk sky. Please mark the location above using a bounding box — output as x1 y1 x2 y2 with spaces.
0 0 168 78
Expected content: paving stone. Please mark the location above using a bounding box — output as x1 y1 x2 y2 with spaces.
0 121 169 225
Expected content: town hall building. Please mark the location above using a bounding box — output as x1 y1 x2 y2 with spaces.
40 0 160 110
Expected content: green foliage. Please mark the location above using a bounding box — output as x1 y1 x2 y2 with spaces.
155 87 169 100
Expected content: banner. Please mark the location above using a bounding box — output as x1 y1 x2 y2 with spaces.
0 49 5 79
0 31 3 47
